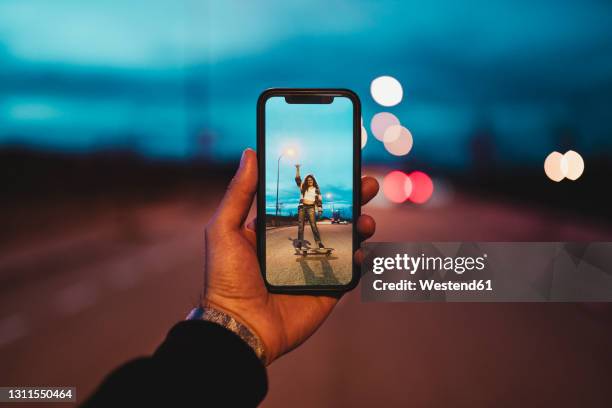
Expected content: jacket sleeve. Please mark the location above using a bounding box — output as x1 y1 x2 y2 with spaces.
315 189 323 210
82 320 268 407
295 175 302 188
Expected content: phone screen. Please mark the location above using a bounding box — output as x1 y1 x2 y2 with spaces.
259 91 359 290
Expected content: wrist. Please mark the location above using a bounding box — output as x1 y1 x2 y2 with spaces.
187 305 268 365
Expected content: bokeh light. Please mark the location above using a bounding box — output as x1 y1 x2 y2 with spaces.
382 124 402 143
562 150 584 180
383 170 409 203
544 151 565 182
403 175 413 198
408 171 434 204
383 125 413 156
370 76 403 107
361 125 367 149
370 112 400 141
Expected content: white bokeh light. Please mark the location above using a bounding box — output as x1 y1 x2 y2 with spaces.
370 112 400 141
383 126 413 156
562 150 584 180
382 124 404 143
370 76 403 107
544 151 565 182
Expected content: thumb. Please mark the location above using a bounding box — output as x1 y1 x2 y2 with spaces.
211 148 258 230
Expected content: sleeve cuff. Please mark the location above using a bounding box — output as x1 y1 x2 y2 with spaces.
154 320 268 406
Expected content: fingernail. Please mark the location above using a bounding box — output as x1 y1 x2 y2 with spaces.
240 150 247 167
240 148 253 168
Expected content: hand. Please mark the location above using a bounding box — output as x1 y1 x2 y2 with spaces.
203 149 378 364
295 164 301 169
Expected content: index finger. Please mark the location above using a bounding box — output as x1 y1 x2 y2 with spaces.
361 176 379 205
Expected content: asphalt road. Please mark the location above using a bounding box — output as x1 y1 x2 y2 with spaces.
265 223 353 286
1 191 612 406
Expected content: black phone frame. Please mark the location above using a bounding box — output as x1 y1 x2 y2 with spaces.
256 88 362 295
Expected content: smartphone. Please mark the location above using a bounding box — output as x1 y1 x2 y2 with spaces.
257 88 361 294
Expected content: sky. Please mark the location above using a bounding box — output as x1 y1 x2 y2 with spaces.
1 0 612 167
264 96 353 217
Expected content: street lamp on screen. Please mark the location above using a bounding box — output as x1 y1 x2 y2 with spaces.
276 147 297 217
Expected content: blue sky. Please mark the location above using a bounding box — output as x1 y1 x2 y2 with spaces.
1 1 612 166
264 96 353 217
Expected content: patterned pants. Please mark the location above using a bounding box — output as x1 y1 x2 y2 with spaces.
297 204 321 244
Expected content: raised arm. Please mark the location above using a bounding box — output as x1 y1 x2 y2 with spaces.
294 164 302 188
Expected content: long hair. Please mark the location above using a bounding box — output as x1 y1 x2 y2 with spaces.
300 174 320 195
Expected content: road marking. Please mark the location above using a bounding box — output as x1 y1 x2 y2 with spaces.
54 281 98 316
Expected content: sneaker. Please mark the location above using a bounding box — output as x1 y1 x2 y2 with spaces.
318 242 325 249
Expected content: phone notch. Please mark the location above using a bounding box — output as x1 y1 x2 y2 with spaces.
284 95 334 104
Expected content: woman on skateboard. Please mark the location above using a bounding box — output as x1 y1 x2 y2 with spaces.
294 164 326 250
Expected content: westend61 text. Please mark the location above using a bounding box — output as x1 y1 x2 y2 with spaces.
373 279 493 292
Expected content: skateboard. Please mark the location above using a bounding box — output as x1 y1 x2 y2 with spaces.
294 247 335 257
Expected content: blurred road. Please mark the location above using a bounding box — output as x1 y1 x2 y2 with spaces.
1 191 612 406
265 223 352 286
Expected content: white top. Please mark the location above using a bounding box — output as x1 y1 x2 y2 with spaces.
303 186 317 203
